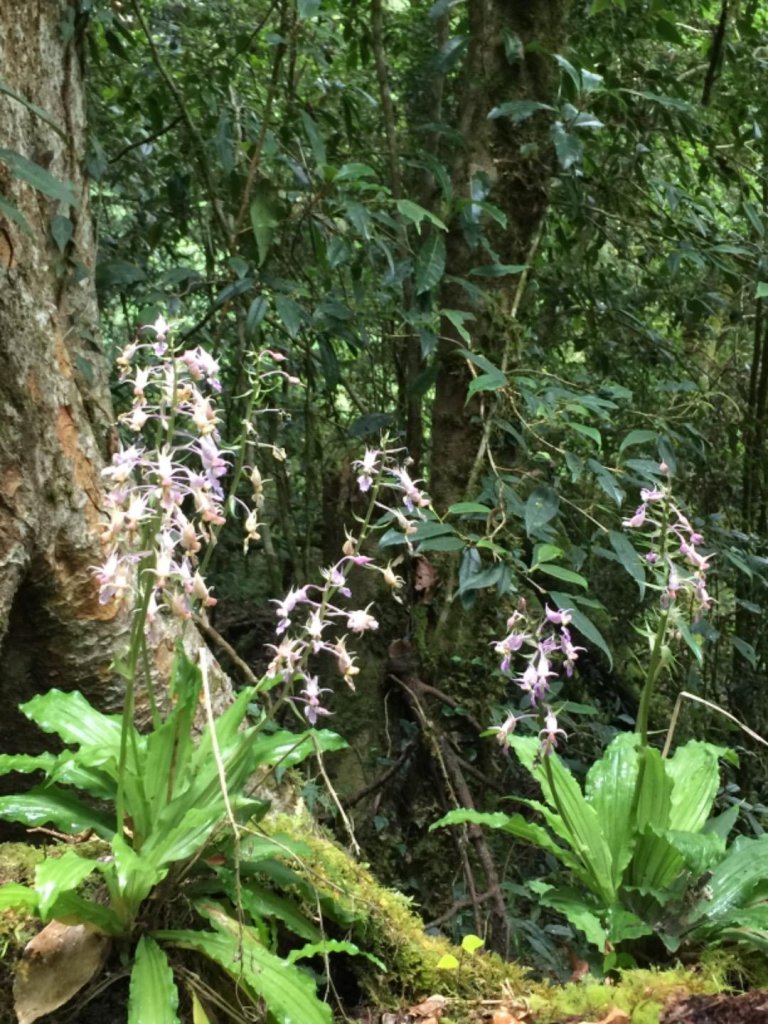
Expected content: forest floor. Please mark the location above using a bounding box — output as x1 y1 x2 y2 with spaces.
354 988 768 1024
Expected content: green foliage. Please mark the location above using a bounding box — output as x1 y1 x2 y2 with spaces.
434 732 768 964
0 651 346 1021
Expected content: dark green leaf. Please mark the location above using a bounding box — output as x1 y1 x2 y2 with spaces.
0 148 77 205
0 193 32 235
275 295 303 337
535 564 588 589
488 100 553 123
414 232 446 294
609 530 646 597
50 214 72 252
525 485 560 536
466 370 506 397
0 81 65 137
551 123 583 170
417 536 466 552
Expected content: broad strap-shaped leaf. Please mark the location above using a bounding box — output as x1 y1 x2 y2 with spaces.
509 736 616 905
19 689 123 750
686 834 768 933
49 757 117 800
129 936 180 1024
46 890 125 936
0 752 56 776
35 850 98 917
629 748 680 891
288 937 387 971
221 873 320 942
106 835 167 917
143 717 183 823
664 829 725 879
515 798 601 891
432 807 586 881
156 905 332 1024
605 903 655 945
141 804 229 868
666 741 728 833
0 784 115 838
529 881 608 951
585 732 641 890
0 883 39 913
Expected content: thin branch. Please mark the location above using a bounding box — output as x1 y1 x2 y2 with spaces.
231 2 289 247
662 689 768 759
129 0 230 243
108 115 183 163
345 740 416 807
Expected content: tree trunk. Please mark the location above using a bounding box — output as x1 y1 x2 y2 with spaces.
0 0 128 770
430 0 567 509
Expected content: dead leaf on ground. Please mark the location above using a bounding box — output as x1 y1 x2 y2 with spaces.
591 1009 630 1024
13 920 110 1024
492 1009 524 1024
408 993 449 1019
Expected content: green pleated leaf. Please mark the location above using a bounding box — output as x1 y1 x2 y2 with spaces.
129 936 180 1024
630 749 682 891
0 752 56 775
288 937 387 971
688 834 768 930
157 912 332 1024
664 830 725 878
110 835 167 911
606 904 655 945
530 882 608 950
35 850 98 917
432 806 585 879
48 890 125 935
219 872 320 942
19 689 124 751
0 784 114 838
585 732 640 889
0 883 39 913
667 741 727 834
508 737 616 905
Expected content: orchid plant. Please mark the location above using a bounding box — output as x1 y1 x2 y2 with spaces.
436 465 768 966
0 321 433 1023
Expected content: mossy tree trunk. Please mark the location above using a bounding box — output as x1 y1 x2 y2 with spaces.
0 0 129 778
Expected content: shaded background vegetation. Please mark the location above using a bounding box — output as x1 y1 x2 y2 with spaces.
80 0 768 971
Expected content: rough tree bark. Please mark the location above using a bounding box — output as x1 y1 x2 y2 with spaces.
0 0 129 773
430 0 568 509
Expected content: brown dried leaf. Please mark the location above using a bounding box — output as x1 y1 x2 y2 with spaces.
13 920 110 1024
408 993 449 1018
593 1009 629 1024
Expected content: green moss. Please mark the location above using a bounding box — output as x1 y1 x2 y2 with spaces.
528 965 725 1023
0 842 45 886
265 811 528 1004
